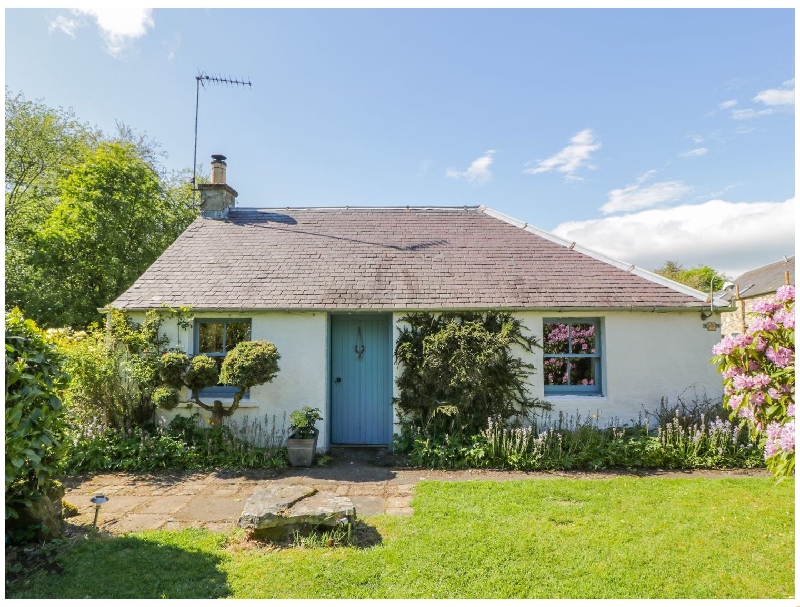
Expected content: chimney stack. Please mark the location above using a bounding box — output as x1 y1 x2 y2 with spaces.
198 154 238 218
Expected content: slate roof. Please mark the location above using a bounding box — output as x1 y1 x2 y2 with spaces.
111 206 708 311
727 256 795 300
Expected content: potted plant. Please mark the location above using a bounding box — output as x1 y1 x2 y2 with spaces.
286 406 323 466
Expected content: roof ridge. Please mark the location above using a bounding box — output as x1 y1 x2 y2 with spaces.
478 205 723 306
230 205 482 211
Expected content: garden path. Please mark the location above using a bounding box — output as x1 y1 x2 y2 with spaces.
62 448 769 535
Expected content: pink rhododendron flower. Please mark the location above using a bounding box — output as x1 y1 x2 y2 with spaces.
766 346 794 368
752 299 782 314
722 366 743 379
747 360 760 372
774 308 795 329
781 420 795 453
751 391 766 406
748 318 778 335
788 404 795 417
728 393 744 409
768 387 781 399
712 336 735 355
752 335 768 351
775 284 795 302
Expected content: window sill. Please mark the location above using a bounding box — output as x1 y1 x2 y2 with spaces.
546 394 607 400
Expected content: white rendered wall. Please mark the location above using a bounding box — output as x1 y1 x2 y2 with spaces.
390 310 724 432
514 310 724 426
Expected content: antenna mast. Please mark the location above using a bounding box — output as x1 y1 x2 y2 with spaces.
192 72 252 204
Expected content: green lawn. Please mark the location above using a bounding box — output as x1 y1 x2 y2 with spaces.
8 477 794 599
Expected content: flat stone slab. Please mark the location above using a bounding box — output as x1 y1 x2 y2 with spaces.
238 484 356 540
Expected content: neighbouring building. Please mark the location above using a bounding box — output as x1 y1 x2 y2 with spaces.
721 257 795 336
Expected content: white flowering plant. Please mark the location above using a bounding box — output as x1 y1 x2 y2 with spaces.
711 285 795 480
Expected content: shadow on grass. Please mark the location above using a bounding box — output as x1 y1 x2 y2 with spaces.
7 528 230 599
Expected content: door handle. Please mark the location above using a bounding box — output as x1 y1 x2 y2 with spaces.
335 377 342 383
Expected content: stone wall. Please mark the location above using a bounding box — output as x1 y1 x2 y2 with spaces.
721 294 777 336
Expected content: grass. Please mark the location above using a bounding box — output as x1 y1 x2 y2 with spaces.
7 477 794 599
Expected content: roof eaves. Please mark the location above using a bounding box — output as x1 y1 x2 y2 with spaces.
479 205 724 307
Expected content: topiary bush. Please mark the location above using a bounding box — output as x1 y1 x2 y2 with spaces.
5 308 69 542
159 340 281 426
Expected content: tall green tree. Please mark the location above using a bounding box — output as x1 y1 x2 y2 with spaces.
5 89 197 328
28 142 196 327
653 261 728 292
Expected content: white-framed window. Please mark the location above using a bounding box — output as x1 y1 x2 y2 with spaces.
543 318 602 395
193 318 252 398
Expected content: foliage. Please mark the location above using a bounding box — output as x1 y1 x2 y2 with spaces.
653 260 728 292
27 142 196 327
394 311 550 437
160 341 281 426
62 413 288 473
4 309 69 532
395 395 764 471
289 407 323 439
5 88 95 231
7 479 794 599
5 89 198 329
53 308 182 429
711 285 795 480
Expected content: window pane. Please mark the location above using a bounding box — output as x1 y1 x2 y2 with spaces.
570 323 596 354
225 322 251 351
543 322 570 354
569 357 596 386
544 357 568 385
199 323 223 353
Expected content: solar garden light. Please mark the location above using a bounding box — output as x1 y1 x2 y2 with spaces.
90 494 108 529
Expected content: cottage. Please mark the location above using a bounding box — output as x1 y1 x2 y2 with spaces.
110 156 728 451
721 256 795 336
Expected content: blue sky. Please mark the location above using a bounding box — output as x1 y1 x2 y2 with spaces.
5 7 795 278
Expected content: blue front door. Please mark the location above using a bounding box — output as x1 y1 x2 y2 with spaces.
330 314 393 445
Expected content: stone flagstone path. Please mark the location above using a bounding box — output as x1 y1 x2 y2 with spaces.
62 451 769 535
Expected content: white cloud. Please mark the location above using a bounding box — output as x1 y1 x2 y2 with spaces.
719 100 737 110
48 14 79 38
679 147 708 158
551 198 795 278
601 171 692 214
729 79 794 120
445 150 496 186
50 8 154 57
731 107 775 120
524 129 600 182
753 79 795 106
708 182 742 198
163 32 180 62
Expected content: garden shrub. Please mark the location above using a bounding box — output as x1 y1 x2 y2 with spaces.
712 285 795 479
53 308 178 430
62 413 288 473
394 311 550 436
5 309 69 542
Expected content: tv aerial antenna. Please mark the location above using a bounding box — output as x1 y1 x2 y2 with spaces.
192 71 252 203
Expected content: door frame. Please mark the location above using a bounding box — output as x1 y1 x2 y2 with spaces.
327 312 394 448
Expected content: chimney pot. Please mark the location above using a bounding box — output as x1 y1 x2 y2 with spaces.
210 154 227 185
199 154 237 218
